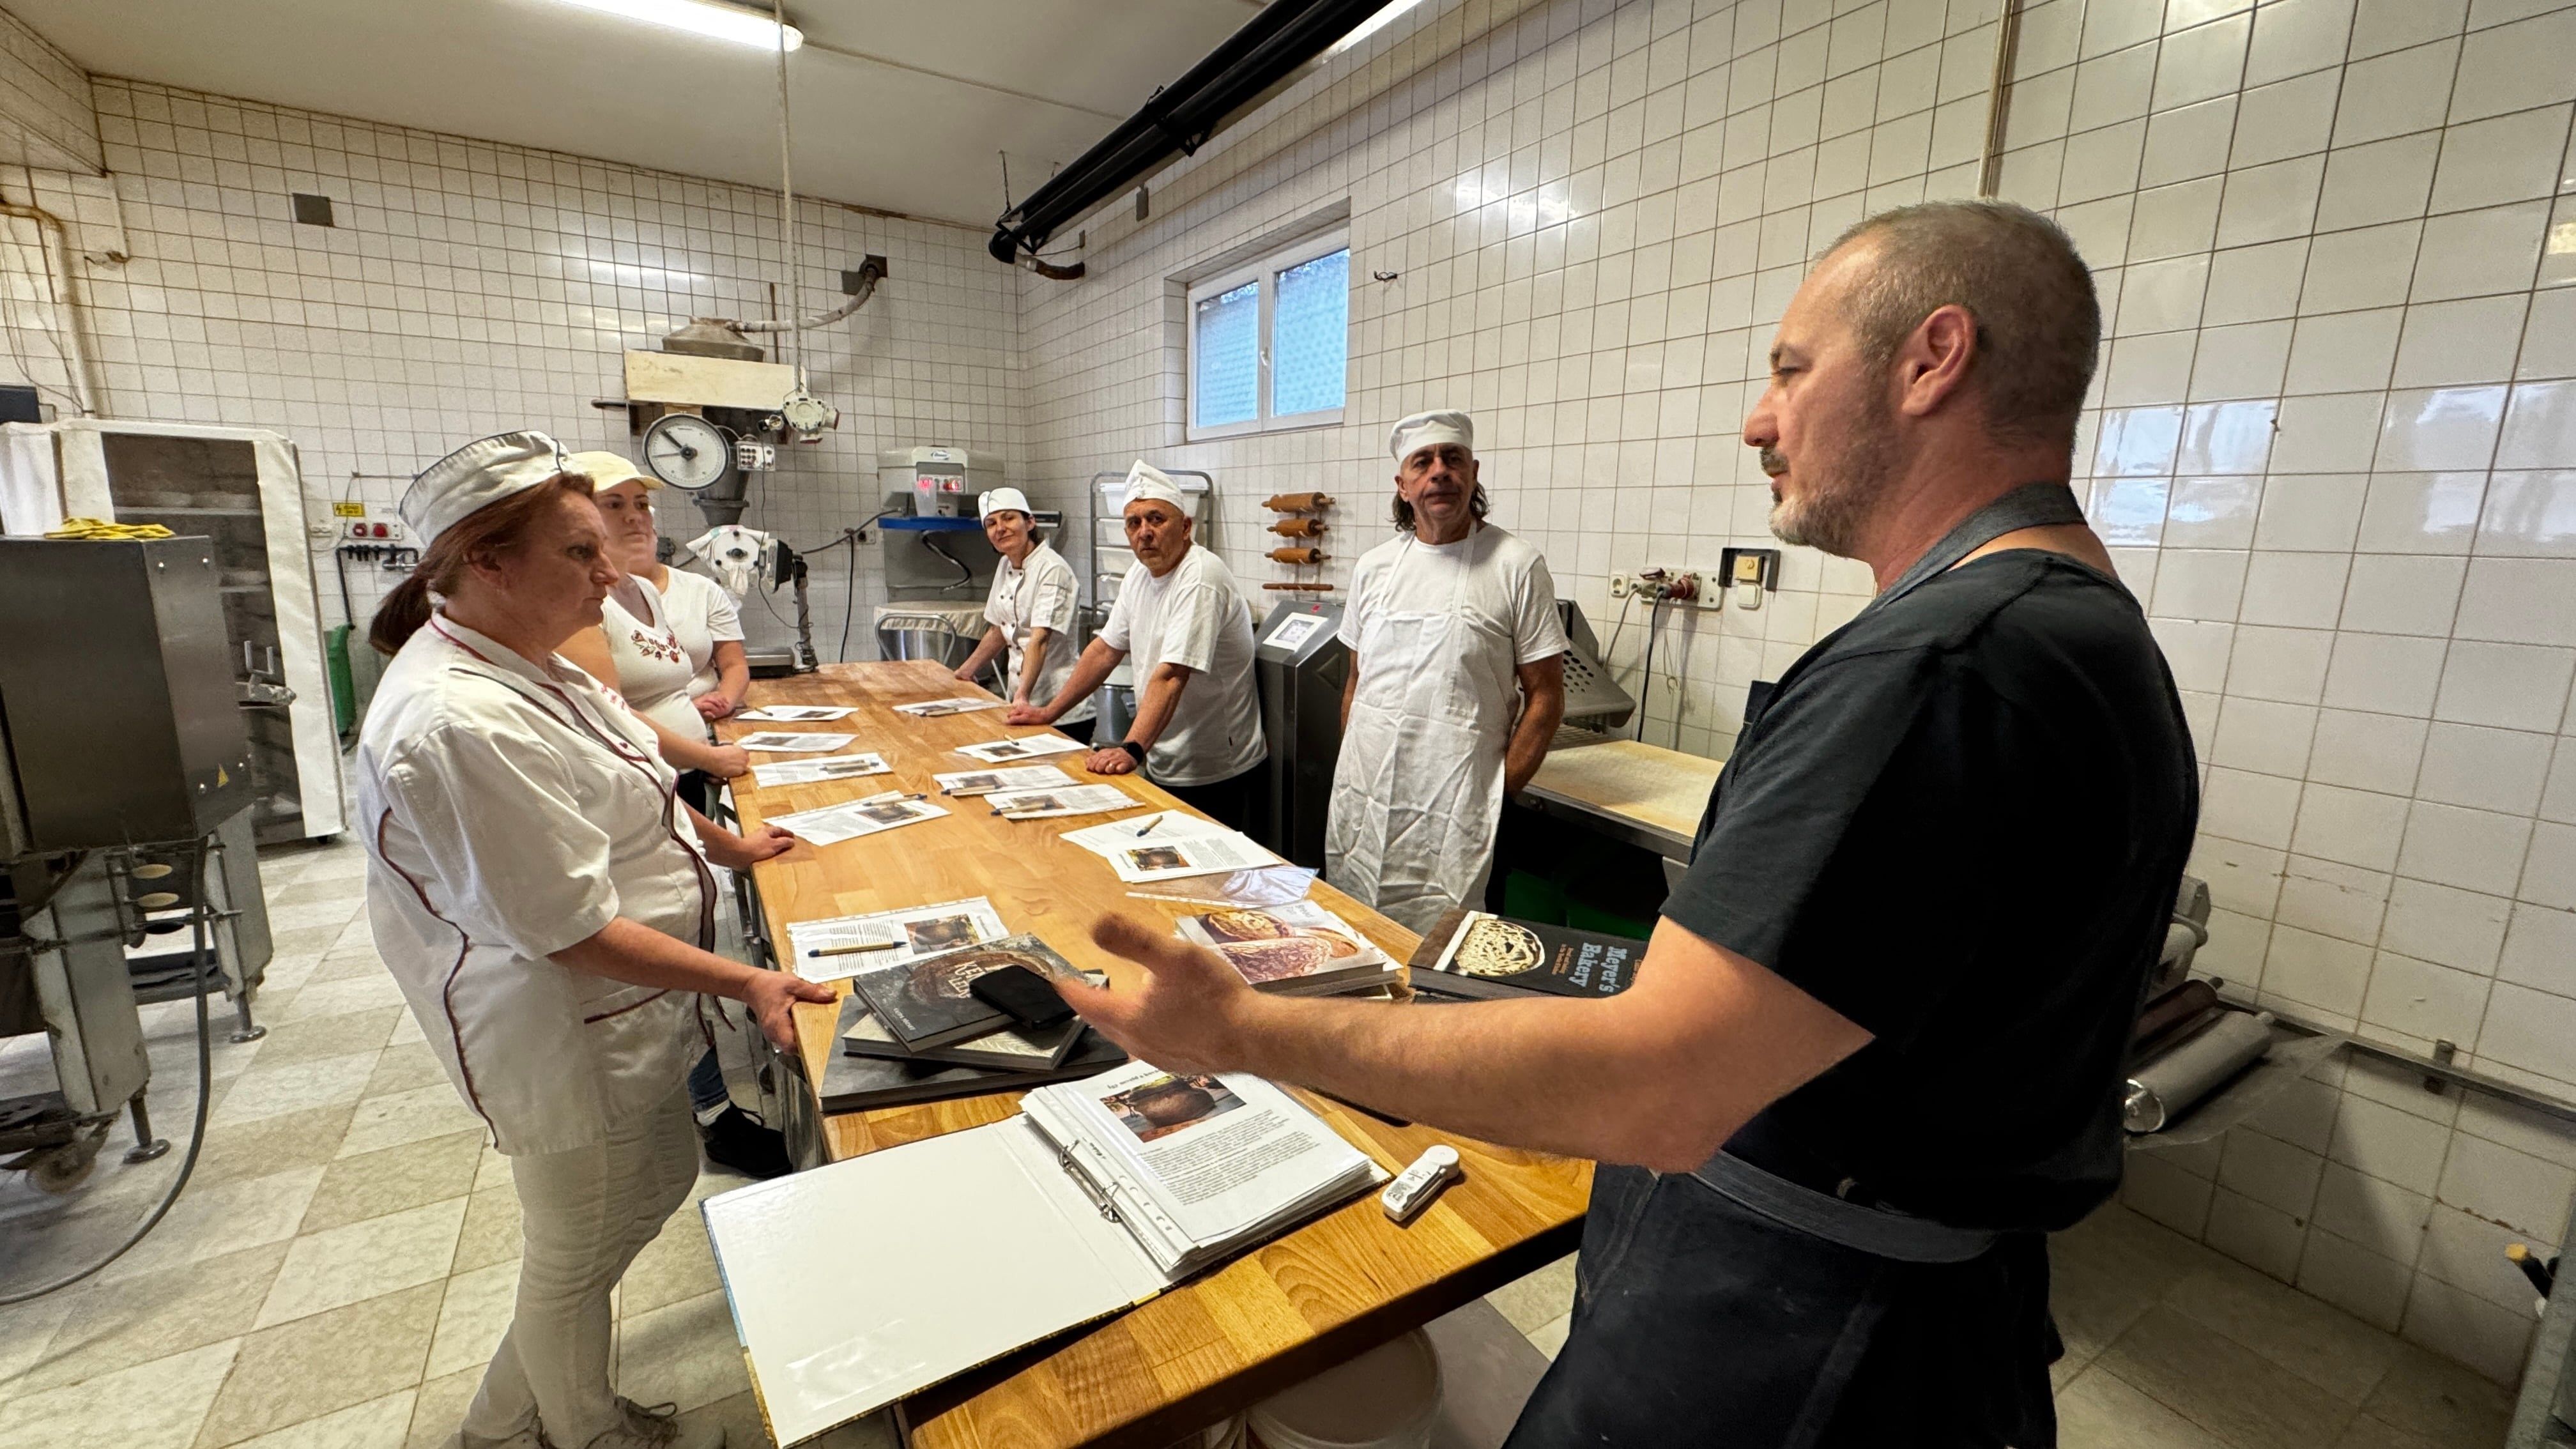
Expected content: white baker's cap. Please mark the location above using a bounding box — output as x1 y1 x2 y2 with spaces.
1390 409 1474 463
977 486 1032 519
1120 461 1187 510
566 449 655 491
402 431 571 548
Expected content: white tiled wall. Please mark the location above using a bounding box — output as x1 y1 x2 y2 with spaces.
0 5 94 174
0 76 1020 651
1008 0 2576 1384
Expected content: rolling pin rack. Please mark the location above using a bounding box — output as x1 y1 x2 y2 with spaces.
1262 491 1335 593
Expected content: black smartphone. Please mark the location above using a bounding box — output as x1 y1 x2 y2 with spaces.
970 965 1075 1029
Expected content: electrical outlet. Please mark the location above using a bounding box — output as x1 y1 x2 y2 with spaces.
1609 572 1632 599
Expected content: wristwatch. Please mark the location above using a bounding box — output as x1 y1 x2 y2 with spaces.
1116 739 1146 763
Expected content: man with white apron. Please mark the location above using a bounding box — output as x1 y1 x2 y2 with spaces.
1061 201 2199 1446
1326 411 1566 935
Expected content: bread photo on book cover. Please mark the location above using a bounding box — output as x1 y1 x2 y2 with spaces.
849 932 1096 1051
1409 908 1644 1000
1176 900 1393 991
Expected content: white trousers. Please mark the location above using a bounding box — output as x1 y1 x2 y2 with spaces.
462 1085 701 1449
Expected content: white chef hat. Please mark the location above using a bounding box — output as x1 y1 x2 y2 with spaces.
566 449 656 491
977 486 1032 519
1121 461 1188 510
402 430 571 547
1390 409 1474 463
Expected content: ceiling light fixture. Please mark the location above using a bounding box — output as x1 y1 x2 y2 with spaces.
550 0 802 52
1330 0 1426 56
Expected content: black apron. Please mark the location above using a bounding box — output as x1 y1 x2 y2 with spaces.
1506 486 2088 1449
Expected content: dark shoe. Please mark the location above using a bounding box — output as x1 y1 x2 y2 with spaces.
697 1106 792 1179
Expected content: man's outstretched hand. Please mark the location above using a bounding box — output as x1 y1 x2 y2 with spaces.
1060 914 1266 1077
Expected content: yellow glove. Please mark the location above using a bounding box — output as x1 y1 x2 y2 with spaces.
43 516 174 540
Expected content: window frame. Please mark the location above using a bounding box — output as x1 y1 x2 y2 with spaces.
1184 226 1349 441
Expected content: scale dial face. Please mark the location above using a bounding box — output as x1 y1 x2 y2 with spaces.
642 413 730 491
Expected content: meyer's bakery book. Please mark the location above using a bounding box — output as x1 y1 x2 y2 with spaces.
836 993 1089 1071
703 1062 1388 1443
1175 901 1398 995
815 1015 1126 1114
847 932 1091 1051
1409 909 1644 1000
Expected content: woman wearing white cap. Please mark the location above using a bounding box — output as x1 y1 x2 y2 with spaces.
553 451 751 807
951 487 1097 740
360 431 834 1449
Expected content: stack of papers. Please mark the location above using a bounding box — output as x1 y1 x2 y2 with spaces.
893 696 1008 717
765 791 944 846
735 731 859 753
986 784 1146 820
785 896 1008 981
751 753 891 788
933 764 1075 796
954 733 1086 763
1064 811 1285 882
735 704 856 722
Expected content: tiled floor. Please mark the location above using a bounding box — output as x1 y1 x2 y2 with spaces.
0 838 2527 1449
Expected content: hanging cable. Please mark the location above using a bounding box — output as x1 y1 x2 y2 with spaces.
770 0 802 387
0 842 218 1303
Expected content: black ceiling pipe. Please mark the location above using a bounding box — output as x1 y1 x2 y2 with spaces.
990 0 1399 267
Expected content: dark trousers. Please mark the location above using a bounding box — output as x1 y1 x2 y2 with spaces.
1503 1166 2058 1449
1158 766 1261 836
1057 717 1095 745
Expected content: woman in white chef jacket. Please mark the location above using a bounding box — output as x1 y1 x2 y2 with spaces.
951 487 1098 741
360 431 834 1449
554 451 751 810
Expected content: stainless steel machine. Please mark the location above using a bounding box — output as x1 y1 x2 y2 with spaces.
1552 601 1636 735
1252 600 1348 870
0 420 348 844
1247 598 1635 870
0 536 268 1192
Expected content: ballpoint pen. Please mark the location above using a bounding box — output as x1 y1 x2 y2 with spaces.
806 940 899 958
1133 813 1165 838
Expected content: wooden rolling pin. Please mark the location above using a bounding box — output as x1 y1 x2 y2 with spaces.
1269 546 1326 565
1269 518 1326 537
1264 492 1334 511
1264 582 1334 591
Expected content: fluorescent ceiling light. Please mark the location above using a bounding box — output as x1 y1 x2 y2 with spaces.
551 0 803 51
1330 0 1426 55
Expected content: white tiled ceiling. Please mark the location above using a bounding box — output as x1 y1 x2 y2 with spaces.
2 0 1269 226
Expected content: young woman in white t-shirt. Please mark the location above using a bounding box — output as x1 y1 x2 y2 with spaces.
555 450 788 1179
555 454 751 792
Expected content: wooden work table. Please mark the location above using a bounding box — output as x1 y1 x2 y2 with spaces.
721 661 1590 1449
1522 736 1724 861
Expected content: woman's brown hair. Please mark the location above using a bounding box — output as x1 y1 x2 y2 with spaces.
368 475 594 656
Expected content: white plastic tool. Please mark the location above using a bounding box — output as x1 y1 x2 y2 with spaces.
1380 1144 1462 1223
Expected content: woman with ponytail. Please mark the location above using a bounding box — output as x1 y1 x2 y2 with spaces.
356 431 832 1449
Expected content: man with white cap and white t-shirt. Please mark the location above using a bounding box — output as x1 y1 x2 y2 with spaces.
1326 410 1567 933
1009 461 1267 829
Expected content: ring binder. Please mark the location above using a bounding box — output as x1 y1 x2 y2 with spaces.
1060 1146 1122 1223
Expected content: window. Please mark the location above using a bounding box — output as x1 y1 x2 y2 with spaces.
1187 229 1348 439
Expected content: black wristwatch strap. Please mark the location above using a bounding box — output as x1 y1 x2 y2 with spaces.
1116 739 1146 762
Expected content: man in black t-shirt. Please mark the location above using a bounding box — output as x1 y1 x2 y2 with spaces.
1066 199 2198 1447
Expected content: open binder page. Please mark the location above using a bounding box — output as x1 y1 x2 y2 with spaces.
703 1119 1165 1445
1022 1064 1386 1277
